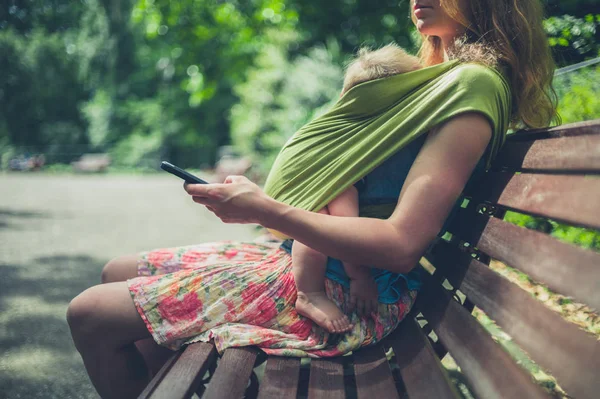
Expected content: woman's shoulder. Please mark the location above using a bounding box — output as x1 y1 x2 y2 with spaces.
447 62 510 94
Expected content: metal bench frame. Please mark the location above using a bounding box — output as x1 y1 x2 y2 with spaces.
139 119 600 399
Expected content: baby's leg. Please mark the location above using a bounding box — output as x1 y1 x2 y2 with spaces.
328 186 379 315
292 208 352 333
327 186 361 279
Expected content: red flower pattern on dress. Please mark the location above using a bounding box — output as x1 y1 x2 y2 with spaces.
223 249 239 259
251 298 278 326
222 298 238 322
241 281 268 303
158 292 203 323
288 319 312 338
147 250 174 266
181 250 208 265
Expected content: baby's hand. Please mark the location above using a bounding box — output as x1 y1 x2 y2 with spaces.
349 276 379 316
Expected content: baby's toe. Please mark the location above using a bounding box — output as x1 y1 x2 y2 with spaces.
325 320 337 333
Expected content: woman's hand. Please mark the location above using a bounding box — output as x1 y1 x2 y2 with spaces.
349 276 379 316
184 175 274 225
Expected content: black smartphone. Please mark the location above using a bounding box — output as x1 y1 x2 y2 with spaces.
160 161 208 184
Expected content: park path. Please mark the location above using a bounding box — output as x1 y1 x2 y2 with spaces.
0 173 256 399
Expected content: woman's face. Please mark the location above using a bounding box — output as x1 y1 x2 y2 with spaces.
412 0 467 43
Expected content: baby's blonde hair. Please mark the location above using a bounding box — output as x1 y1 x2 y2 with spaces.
342 43 421 94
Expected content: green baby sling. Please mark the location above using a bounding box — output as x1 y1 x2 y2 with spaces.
263 61 512 238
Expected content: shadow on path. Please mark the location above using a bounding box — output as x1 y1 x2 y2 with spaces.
0 254 105 399
0 208 52 231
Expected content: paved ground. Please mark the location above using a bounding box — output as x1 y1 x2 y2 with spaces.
0 173 256 399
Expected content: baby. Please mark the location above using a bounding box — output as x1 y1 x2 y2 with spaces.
292 43 421 333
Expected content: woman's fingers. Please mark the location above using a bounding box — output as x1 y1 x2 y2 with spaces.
368 299 377 314
356 298 365 316
348 295 357 312
183 175 269 225
184 182 220 199
192 196 218 206
224 175 249 184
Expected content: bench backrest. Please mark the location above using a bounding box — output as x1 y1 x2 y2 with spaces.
413 119 600 399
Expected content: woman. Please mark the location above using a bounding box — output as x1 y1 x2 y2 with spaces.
67 1 558 397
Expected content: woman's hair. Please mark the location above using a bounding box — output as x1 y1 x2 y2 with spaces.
413 0 560 129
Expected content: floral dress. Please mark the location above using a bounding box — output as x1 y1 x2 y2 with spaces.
127 240 416 357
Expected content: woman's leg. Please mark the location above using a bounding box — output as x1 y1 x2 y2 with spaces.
101 256 175 377
101 255 140 284
67 282 154 399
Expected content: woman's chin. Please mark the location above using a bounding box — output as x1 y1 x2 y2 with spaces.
416 20 434 35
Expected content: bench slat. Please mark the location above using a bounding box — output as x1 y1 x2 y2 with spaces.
449 212 600 310
494 134 600 172
466 172 600 230
387 317 458 399
308 357 345 399
416 274 550 399
203 347 258 399
505 119 600 140
140 342 216 399
257 357 301 399
138 349 183 398
353 343 399 399
429 241 600 399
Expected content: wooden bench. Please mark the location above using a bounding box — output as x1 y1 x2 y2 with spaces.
139 119 600 399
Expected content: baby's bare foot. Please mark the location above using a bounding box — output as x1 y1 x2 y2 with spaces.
295 291 352 333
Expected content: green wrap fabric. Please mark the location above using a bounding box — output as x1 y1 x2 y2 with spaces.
263 61 511 228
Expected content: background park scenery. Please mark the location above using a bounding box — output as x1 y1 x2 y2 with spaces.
0 0 599 398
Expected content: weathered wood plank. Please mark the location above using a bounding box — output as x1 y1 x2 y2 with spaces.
505 119 600 140
386 317 458 399
428 240 600 399
416 273 550 399
308 357 345 399
465 172 600 229
449 212 600 310
140 342 217 399
138 349 183 399
494 134 600 173
353 343 399 399
203 347 258 399
257 356 301 399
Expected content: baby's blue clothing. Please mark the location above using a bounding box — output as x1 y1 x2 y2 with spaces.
281 134 488 303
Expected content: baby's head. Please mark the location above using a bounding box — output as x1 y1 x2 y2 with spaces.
342 43 421 95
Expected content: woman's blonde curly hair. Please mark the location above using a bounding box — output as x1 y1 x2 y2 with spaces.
413 0 560 129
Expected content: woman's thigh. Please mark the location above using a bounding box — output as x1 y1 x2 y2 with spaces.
68 282 151 348
102 255 140 284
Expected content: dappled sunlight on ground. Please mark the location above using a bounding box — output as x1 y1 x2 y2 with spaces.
0 174 256 398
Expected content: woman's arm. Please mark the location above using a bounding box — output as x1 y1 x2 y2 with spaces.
185 112 492 274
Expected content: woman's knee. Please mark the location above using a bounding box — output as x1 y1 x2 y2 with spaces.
101 255 140 284
67 283 150 349
67 287 103 347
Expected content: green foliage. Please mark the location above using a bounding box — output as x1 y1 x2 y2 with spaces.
504 211 600 251
0 28 89 163
126 0 302 167
544 14 600 66
230 30 343 175
0 0 598 173
543 0 600 18
553 66 600 123
290 0 417 54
